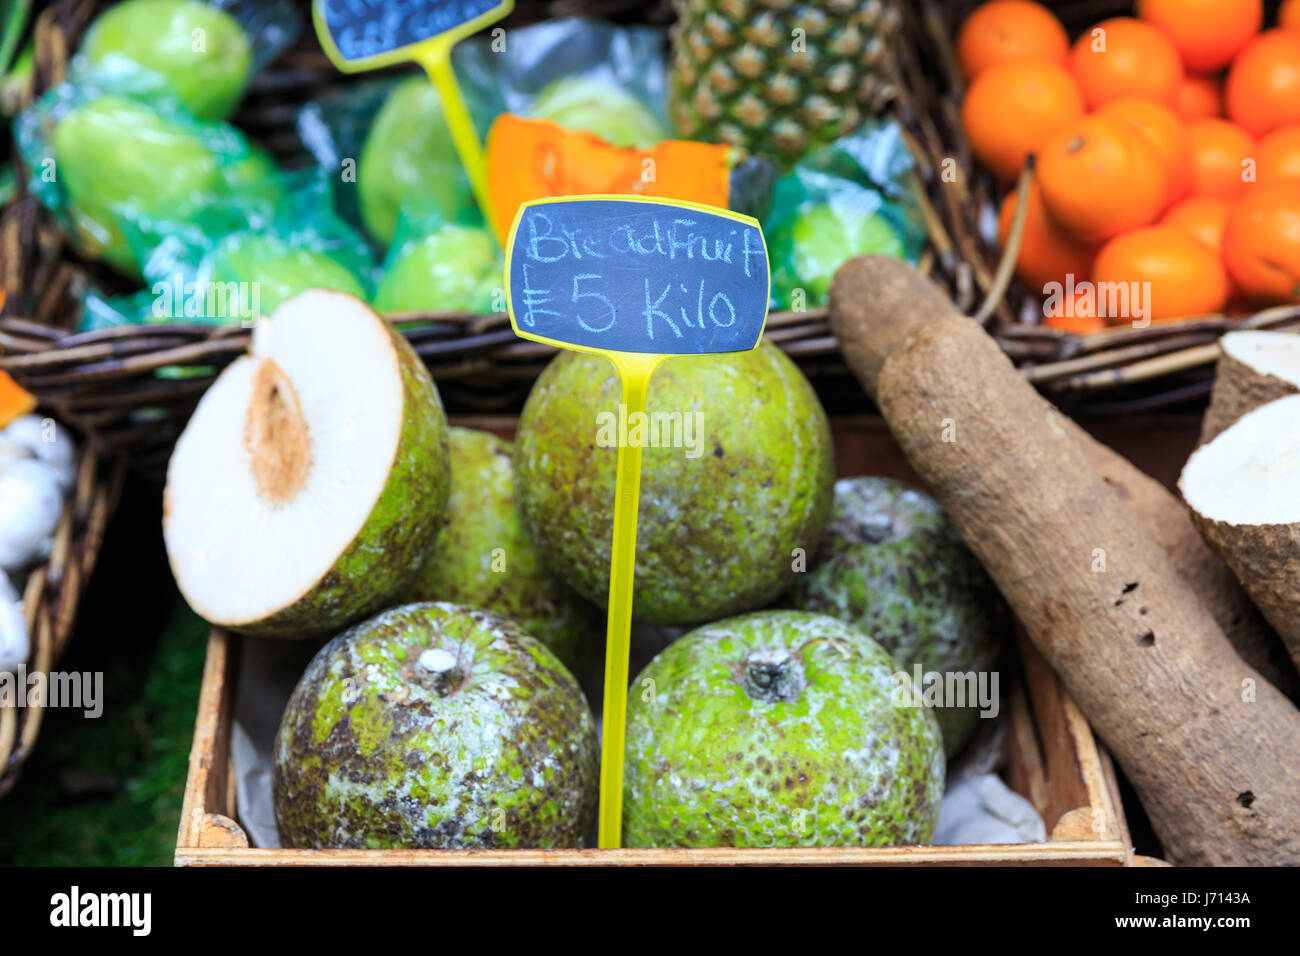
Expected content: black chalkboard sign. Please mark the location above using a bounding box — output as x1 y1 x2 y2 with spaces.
506 197 770 356
314 0 510 67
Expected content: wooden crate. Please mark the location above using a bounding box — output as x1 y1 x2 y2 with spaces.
175 416 1177 866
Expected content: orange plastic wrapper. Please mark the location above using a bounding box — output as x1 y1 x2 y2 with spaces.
485 114 732 244
0 371 36 428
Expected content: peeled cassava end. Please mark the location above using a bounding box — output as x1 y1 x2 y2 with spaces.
163 290 451 639
1201 331 1300 445
1181 393 1300 662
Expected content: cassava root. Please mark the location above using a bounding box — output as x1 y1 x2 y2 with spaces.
829 256 1300 865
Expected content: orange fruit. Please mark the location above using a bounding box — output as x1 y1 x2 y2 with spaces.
1037 115 1169 244
1160 195 1233 253
1186 118 1257 197
1172 74 1223 120
1281 0 1300 31
1137 0 1262 72
961 59 1085 181
956 1 1070 80
1096 97 1192 206
1257 125 1300 182
1225 29 1300 136
1043 288 1106 333
1069 17 1184 109
1092 226 1230 323
997 185 1098 291
1222 181 1300 302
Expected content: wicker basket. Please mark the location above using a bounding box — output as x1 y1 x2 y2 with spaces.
0 439 124 797
3 0 1298 477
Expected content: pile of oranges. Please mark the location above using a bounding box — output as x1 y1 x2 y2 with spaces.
959 0 1300 333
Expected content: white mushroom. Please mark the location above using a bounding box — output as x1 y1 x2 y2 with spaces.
2 415 76 490
0 457 64 572
0 569 26 674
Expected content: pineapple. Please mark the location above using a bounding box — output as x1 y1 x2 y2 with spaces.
669 0 901 168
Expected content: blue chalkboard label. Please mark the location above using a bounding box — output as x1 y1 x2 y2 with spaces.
506 197 770 356
314 0 510 67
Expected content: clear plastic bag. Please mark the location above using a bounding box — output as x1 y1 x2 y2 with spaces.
16 82 282 277
764 121 927 311
297 18 671 245
80 170 373 331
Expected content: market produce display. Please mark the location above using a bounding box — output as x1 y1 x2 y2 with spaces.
959 0 1300 330
513 344 835 626
788 478 1007 756
163 290 450 639
622 611 944 847
17 0 1300 874
273 602 598 849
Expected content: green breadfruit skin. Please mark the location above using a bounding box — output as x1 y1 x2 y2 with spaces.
241 322 450 639
622 610 945 847
404 427 598 668
788 477 1008 756
84 0 253 120
513 342 835 626
273 602 599 848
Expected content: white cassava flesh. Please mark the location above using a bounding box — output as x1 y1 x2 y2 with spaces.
164 290 449 637
1182 394 1300 670
1201 331 1300 444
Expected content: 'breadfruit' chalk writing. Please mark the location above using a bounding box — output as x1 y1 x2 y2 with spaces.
507 198 769 355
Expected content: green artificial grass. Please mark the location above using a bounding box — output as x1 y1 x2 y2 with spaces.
0 594 207 866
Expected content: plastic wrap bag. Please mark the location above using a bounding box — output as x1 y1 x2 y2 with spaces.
16 83 281 276
372 205 502 317
79 170 373 331
72 0 300 120
454 18 669 129
764 121 927 310
297 19 672 245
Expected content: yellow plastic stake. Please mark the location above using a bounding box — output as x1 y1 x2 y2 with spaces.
312 0 511 237
596 351 664 848
503 195 770 850
415 39 493 228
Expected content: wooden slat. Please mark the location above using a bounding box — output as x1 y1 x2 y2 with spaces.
176 841 1128 867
